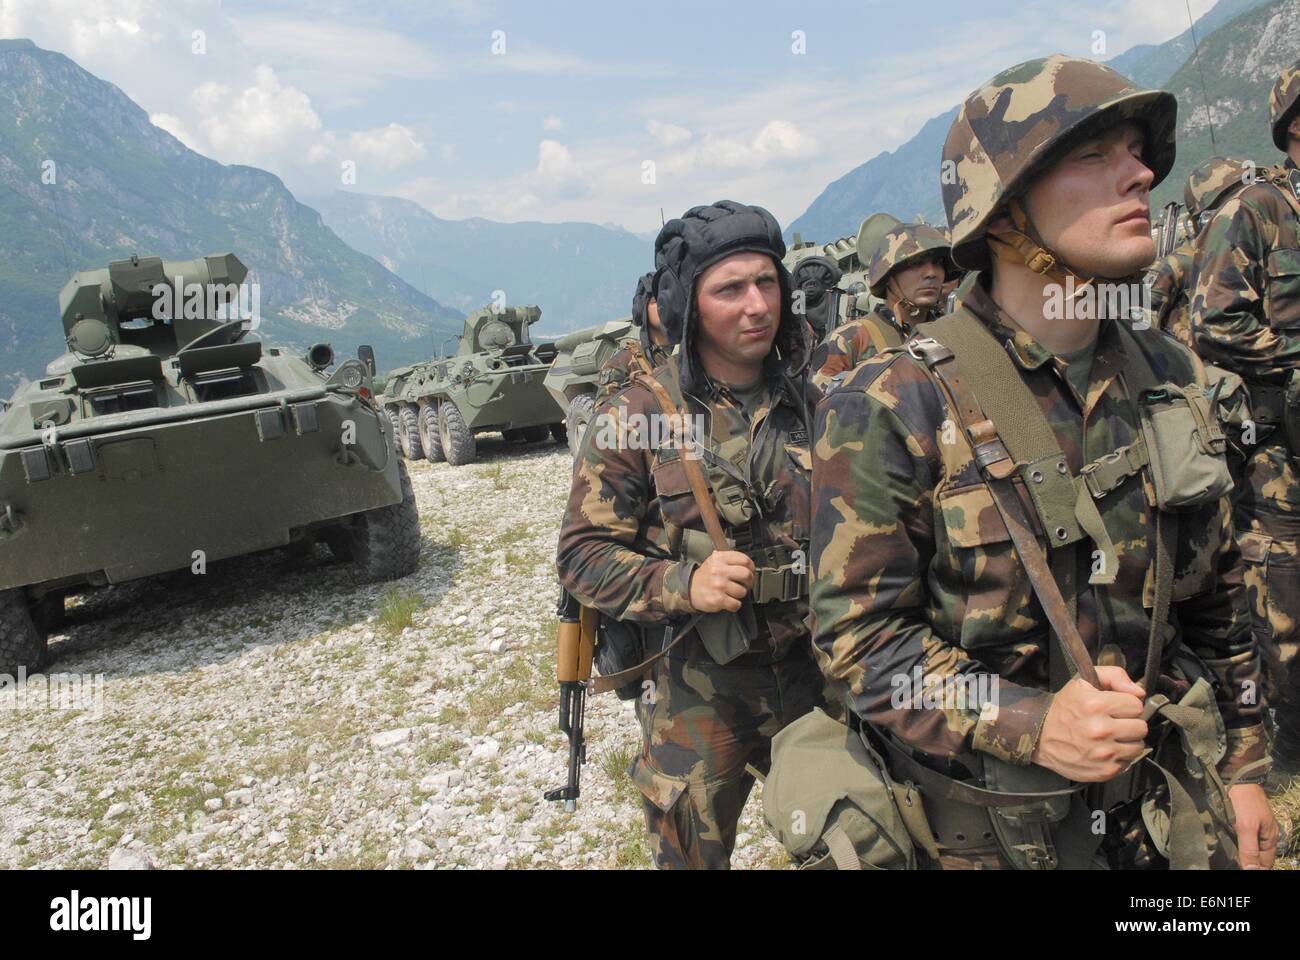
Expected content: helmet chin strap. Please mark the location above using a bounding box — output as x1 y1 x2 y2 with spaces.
986 199 1096 300
886 279 923 320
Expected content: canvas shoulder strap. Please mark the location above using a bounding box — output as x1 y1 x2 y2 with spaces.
911 313 1100 688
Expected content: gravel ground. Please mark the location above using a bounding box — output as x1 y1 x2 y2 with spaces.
2 434 1295 870
0 436 786 870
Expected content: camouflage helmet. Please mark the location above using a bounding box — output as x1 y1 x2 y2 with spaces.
1183 156 1251 227
1270 60 1300 151
867 223 953 297
942 54 1177 271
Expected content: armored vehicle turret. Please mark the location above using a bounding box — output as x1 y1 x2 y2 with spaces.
0 253 420 675
379 304 565 466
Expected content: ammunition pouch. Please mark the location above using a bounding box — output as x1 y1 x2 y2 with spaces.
679 528 807 664
1136 383 1233 511
981 758 1074 870
1078 381 1233 511
763 708 917 870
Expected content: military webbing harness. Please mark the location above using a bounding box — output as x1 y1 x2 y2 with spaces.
875 312 1243 868
1238 164 1300 455
589 365 807 694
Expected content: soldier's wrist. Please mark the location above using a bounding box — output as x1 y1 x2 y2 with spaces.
971 688 1054 766
663 560 699 615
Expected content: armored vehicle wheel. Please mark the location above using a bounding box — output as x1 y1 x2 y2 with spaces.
550 422 567 444
398 407 424 460
419 405 445 463
501 428 524 443
566 393 596 456
330 460 421 582
440 403 476 466
386 408 402 453
521 424 550 443
0 589 48 676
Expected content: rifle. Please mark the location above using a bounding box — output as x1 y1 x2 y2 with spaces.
1159 201 1182 258
544 588 597 811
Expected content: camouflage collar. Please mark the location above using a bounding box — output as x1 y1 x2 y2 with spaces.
962 276 1127 373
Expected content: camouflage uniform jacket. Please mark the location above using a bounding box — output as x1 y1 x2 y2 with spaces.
810 306 934 391
558 354 817 660
1192 158 1300 383
594 340 670 405
1147 243 1194 350
810 279 1265 779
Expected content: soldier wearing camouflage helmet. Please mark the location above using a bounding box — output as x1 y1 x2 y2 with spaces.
1190 58 1300 783
811 55 1276 869
594 272 673 405
1145 156 1254 349
810 223 954 390
557 201 826 869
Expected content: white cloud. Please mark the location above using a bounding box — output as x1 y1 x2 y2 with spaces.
229 15 441 79
647 120 692 146
346 123 427 171
543 114 564 132
190 65 322 165
149 112 201 151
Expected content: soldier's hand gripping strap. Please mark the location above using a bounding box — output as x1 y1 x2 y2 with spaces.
636 369 758 664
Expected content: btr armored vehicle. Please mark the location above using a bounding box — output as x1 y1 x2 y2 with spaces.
541 316 637 456
380 304 565 467
0 253 419 675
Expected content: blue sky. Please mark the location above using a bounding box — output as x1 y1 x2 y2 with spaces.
1 0 1216 232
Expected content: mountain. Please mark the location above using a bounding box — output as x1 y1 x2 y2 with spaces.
785 0 1279 243
310 191 654 335
0 39 461 391
1154 0 1300 209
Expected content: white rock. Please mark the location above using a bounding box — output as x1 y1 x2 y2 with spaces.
489 638 510 654
405 838 433 859
267 831 286 847
104 802 129 820
204 798 223 812
470 740 500 761
224 788 254 807
490 626 507 639
108 848 154 870
370 728 411 750
97 787 116 800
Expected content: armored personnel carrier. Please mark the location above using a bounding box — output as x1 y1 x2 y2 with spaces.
0 253 420 675
380 304 564 467
541 316 637 456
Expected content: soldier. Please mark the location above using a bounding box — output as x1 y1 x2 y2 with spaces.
594 271 673 405
557 201 825 869
810 223 953 389
812 55 1277 869
1191 60 1300 782
1146 156 1252 349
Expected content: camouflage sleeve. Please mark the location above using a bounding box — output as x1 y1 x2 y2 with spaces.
810 369 1053 766
810 324 866 391
555 390 696 622
1174 500 1268 781
1191 196 1300 379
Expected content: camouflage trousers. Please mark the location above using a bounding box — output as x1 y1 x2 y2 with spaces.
629 641 824 870
1234 443 1300 757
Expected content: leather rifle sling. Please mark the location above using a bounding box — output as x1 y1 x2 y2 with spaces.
914 318 1101 688
588 370 730 694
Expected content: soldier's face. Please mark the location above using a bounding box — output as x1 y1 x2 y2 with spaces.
645 298 669 346
694 252 781 370
1021 120 1156 278
891 255 945 308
